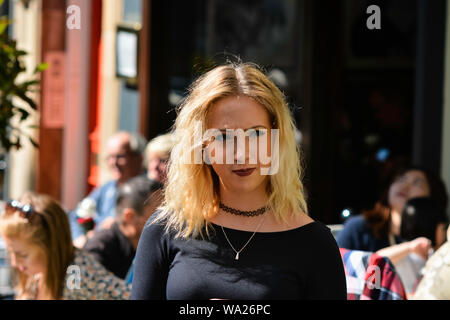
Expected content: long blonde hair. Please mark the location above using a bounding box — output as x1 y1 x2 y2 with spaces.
154 62 308 238
0 192 74 299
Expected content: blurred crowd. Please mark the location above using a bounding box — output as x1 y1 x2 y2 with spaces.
337 166 450 299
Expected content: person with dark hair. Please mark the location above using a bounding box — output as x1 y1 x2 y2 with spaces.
83 176 163 279
337 166 448 252
400 197 448 248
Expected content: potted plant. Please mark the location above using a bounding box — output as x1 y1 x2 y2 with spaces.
0 0 47 152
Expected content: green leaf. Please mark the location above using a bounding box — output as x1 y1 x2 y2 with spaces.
0 21 9 35
21 79 40 87
13 106 30 121
0 15 40 151
0 17 11 35
15 50 27 57
16 92 37 110
34 62 49 74
28 137 39 148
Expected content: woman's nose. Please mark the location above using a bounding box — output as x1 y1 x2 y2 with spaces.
234 146 248 165
233 137 249 164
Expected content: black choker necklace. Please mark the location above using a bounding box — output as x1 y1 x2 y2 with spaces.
219 202 268 217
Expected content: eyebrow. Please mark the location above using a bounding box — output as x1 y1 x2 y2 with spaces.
10 250 26 256
218 125 268 131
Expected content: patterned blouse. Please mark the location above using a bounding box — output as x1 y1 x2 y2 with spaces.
412 227 450 300
20 249 131 300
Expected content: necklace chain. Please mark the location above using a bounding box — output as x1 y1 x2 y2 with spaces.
219 202 267 217
220 213 266 261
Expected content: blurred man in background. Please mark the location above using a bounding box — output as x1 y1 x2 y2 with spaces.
70 131 147 248
83 175 163 279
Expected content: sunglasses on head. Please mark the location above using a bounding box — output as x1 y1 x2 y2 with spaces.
4 200 37 221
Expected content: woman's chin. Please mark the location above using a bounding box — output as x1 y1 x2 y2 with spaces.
227 177 266 194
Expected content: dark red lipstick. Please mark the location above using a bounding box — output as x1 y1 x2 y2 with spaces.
232 168 256 177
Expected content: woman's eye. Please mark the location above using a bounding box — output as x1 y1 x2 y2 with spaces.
248 129 266 138
15 253 27 260
215 133 232 141
412 179 425 187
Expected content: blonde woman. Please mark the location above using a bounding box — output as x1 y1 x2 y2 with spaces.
131 63 346 300
0 192 131 299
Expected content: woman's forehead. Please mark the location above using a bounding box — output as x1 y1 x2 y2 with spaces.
207 96 271 129
3 235 31 252
393 170 429 186
404 170 427 181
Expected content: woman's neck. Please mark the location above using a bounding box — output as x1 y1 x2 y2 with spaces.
219 185 269 210
210 183 269 231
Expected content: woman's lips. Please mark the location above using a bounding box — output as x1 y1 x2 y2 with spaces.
232 168 256 177
396 191 408 199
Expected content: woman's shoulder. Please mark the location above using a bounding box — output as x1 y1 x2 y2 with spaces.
63 249 131 300
142 210 172 237
285 220 343 260
69 249 113 277
259 210 314 232
301 220 338 242
138 211 180 251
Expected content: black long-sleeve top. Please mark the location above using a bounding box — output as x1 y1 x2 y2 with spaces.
131 214 347 300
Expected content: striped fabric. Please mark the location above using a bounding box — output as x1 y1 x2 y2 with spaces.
339 248 407 300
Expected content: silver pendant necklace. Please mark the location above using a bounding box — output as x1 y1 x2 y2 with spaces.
220 213 266 260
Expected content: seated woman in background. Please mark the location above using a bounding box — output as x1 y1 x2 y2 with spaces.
337 167 448 253
0 192 131 300
377 197 448 297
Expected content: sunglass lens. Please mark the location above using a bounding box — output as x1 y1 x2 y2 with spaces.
5 200 18 214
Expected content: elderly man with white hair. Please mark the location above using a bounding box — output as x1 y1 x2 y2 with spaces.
70 131 147 248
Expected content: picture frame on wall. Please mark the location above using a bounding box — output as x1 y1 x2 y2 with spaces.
116 23 141 88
